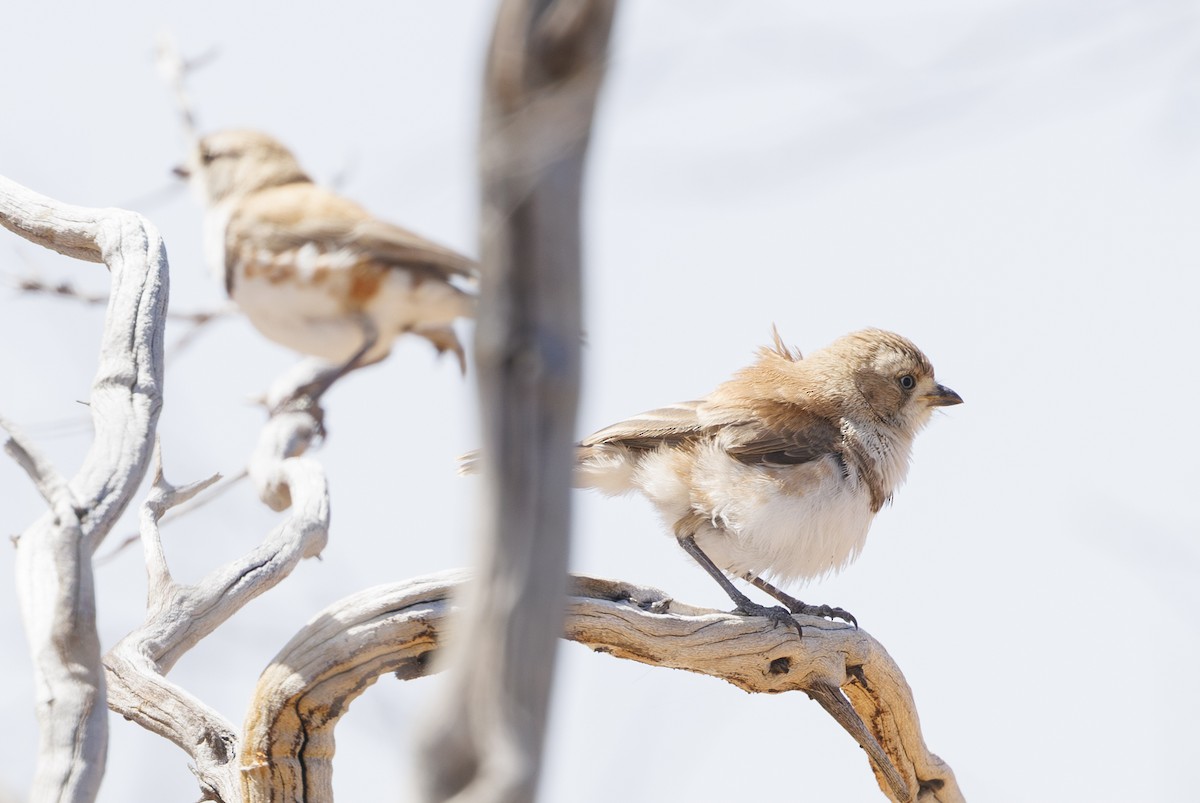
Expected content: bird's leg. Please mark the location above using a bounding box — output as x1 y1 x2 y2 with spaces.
311 314 380 397
743 573 857 628
675 533 801 636
278 315 380 413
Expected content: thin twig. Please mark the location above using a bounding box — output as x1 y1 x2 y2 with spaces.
6 273 108 305
139 440 223 595
5 272 229 324
0 413 79 521
6 271 234 370
155 31 207 144
96 467 247 566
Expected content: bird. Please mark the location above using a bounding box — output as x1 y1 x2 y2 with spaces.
175 129 477 382
468 327 962 633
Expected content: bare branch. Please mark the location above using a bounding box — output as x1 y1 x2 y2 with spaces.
4 273 109 305
0 181 110 263
245 573 962 803
97 467 246 566
103 447 247 803
3 271 233 373
105 380 330 801
155 31 205 146
0 173 168 802
251 363 334 511
4 273 231 325
0 414 79 522
138 441 222 594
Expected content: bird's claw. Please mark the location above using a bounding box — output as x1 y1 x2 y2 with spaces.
736 601 802 637
270 391 328 439
788 602 857 628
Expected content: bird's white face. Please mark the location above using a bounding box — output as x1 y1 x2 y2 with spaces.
859 352 962 434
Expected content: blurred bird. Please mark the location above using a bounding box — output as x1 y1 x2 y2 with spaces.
176 129 477 377
468 328 962 632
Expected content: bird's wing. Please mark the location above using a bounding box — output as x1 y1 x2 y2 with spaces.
582 398 846 470
722 412 845 468
231 184 478 281
352 217 479 280
580 401 727 450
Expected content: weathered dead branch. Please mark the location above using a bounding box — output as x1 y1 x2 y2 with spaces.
0 174 169 802
247 572 963 803
103 376 331 801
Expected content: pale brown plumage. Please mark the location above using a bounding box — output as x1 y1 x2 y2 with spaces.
180 129 477 370
460 328 961 631
574 327 962 631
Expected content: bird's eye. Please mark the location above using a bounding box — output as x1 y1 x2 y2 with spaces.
899 375 916 390
200 149 217 164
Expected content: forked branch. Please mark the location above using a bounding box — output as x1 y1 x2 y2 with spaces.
104 381 331 801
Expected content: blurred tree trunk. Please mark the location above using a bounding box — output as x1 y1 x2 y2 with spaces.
412 1 618 801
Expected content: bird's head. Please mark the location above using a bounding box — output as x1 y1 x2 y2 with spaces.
173 129 310 204
811 328 962 433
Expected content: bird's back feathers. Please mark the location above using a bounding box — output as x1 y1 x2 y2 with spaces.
227 183 478 292
580 397 846 471
189 129 479 368
580 401 714 450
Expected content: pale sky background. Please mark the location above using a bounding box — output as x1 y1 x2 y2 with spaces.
2 1 1199 801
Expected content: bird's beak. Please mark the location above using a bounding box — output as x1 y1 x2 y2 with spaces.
925 383 963 407
172 164 191 179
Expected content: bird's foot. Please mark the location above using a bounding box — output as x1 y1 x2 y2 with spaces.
742 573 858 628
786 601 857 629
735 600 802 637
269 391 328 439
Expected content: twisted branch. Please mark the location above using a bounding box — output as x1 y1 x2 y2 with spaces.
0 174 168 803
245 573 963 803
103 389 330 801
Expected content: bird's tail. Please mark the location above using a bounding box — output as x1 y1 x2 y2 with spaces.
457 445 598 484
414 324 467 375
457 449 481 476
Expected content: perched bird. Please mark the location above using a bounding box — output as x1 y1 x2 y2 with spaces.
176 129 477 375
473 328 961 632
